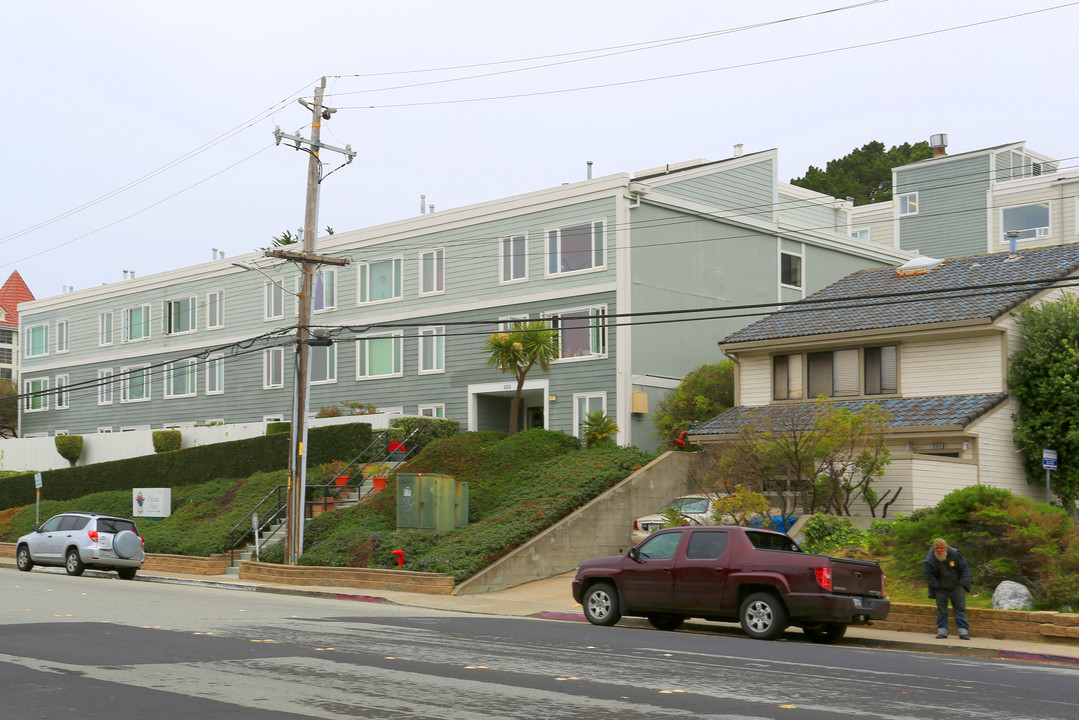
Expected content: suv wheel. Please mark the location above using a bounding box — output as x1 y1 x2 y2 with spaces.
16 544 33 572
582 582 622 626
117 568 137 581
65 548 85 576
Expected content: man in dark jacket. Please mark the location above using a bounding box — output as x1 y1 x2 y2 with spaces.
923 537 971 639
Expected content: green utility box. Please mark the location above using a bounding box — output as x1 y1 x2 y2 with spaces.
396 473 469 532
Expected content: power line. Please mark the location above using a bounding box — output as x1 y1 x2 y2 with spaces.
337 3 1079 109
0 79 319 247
326 2 883 98
330 2 884 80
11 273 1077 406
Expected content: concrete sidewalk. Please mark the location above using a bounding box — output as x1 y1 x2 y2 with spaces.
5 558 1077 667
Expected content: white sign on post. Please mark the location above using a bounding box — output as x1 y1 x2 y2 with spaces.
1043 449 1058 471
133 488 172 518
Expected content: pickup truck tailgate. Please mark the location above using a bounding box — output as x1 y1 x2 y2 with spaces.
830 558 884 597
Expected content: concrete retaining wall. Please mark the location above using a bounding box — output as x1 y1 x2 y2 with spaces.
454 450 702 595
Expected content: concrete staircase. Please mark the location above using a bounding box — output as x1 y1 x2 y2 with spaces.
225 517 287 576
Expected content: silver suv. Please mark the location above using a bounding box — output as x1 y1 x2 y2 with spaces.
15 512 145 580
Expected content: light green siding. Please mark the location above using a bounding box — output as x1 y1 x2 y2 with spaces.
658 159 775 221
895 154 991 258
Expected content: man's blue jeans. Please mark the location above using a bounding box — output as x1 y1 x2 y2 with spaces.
935 586 969 631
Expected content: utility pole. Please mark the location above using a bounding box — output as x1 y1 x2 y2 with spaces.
268 77 355 564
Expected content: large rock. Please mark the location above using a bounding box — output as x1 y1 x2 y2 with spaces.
993 580 1034 610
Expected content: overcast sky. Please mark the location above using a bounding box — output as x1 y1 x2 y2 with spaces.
3 0 1076 298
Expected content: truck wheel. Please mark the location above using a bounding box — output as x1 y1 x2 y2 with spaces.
647 614 685 631
582 583 622 626
739 592 788 640
803 623 847 644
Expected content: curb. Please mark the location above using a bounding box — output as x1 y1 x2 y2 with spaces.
7 564 1078 667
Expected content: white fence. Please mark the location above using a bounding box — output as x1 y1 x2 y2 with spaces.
0 414 398 474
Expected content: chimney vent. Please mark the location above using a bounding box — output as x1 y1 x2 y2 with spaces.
930 133 948 158
733 143 744 158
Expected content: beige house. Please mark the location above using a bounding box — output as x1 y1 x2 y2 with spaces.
690 243 1079 515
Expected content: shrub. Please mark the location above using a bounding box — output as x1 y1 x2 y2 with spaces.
800 514 870 555
152 430 182 453
54 435 83 467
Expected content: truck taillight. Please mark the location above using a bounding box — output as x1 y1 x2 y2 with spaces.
814 567 833 592
87 531 98 542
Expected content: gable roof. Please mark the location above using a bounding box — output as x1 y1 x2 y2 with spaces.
723 243 1079 346
690 393 1008 437
0 271 35 329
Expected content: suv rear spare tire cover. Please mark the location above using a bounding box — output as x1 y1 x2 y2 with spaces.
113 530 141 559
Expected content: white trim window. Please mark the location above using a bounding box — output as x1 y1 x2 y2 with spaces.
546 219 605 276
164 359 197 398
56 320 69 353
418 326 445 374
206 354 224 394
780 252 802 288
357 258 403 305
1001 202 1051 243
207 290 224 329
24 323 48 357
897 192 918 216
419 248 445 296
120 365 151 403
545 305 607 360
99 312 114 346
499 233 528 284
98 369 114 405
356 331 402 379
418 404 445 418
165 296 197 335
263 347 284 389
310 343 336 384
55 374 69 409
122 304 151 342
851 228 870 242
573 393 607 439
23 377 48 412
265 280 284 320
498 315 529 331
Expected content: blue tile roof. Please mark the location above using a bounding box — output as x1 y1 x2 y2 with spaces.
723 244 1079 345
690 393 1009 436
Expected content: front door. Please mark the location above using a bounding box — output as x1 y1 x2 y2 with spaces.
525 405 545 430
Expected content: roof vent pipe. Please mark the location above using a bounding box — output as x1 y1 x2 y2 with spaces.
1007 230 1019 257
930 133 948 158
420 195 426 214
429 204 435 213
733 143 744 158
587 161 593 180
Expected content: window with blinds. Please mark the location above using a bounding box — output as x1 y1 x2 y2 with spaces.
865 345 898 395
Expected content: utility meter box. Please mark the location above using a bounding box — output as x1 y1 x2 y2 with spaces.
396 473 469 532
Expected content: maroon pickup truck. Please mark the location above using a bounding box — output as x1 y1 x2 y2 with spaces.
571 525 889 642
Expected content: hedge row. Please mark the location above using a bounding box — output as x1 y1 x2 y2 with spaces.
0 422 375 511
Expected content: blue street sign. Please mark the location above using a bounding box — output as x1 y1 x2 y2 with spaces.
1043 449 1058 471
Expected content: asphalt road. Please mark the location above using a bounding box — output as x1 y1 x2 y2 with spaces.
3 570 1078 719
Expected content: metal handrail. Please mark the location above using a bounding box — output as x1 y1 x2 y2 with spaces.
227 484 287 564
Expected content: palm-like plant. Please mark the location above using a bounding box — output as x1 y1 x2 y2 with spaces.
581 410 619 448
483 321 558 434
